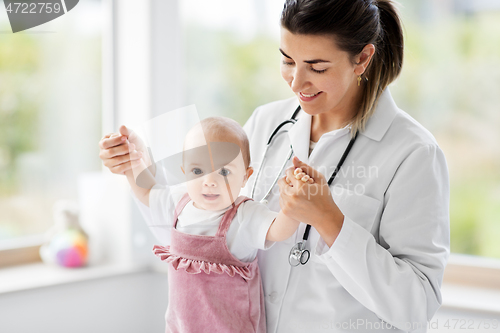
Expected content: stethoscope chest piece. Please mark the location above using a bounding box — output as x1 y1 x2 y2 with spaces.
288 241 310 266
250 104 358 267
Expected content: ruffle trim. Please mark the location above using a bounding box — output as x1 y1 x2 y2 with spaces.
153 245 253 280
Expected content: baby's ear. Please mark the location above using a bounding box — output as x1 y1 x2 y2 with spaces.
242 167 253 188
246 166 254 179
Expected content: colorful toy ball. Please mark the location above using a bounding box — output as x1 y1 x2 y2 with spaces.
39 200 89 268
42 229 88 268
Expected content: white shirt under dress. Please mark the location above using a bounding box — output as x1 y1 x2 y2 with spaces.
146 184 278 262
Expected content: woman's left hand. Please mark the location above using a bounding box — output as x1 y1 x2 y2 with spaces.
277 156 345 246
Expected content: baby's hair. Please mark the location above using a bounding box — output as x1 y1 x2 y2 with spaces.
197 116 251 169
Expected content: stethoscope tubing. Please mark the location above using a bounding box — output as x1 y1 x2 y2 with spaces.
251 106 301 203
250 130 294 202
301 129 359 244
266 119 297 145
249 105 358 266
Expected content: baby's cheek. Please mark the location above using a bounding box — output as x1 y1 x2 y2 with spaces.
185 179 201 196
231 178 245 195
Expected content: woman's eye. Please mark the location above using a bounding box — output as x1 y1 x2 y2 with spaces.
219 168 230 177
192 168 203 175
311 67 327 74
282 60 294 66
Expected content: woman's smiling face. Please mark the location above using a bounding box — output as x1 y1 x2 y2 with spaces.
279 28 361 118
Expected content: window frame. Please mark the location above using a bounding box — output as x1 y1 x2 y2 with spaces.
0 0 111 268
0 236 44 268
443 254 500 290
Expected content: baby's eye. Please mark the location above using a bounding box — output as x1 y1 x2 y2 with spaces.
192 168 203 175
219 168 230 177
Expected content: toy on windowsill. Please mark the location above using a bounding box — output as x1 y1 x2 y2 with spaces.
39 200 89 268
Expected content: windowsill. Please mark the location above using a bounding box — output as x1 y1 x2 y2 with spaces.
444 253 500 290
0 261 152 295
441 283 500 315
1 255 499 316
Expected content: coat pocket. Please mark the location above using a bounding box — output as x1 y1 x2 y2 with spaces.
331 187 381 233
311 187 382 264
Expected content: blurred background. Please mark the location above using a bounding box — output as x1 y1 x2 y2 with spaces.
1 0 499 260
0 0 102 247
0 0 499 332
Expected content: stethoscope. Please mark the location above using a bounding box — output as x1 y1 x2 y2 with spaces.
250 105 359 266
249 106 300 205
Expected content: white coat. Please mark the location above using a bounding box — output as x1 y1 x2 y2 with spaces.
134 89 450 333
239 89 450 333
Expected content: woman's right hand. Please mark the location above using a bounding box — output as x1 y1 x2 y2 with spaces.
98 125 148 175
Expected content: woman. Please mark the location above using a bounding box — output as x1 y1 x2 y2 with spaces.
99 0 450 332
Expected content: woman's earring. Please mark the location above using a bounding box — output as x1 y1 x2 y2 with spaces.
357 75 362 86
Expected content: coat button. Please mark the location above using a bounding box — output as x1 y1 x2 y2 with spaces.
269 291 279 303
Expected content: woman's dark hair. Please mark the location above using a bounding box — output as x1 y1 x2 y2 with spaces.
281 0 404 137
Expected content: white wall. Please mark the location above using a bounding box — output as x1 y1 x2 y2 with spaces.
0 271 168 333
1 272 499 333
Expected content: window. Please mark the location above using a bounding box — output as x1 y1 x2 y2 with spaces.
180 0 500 261
0 0 102 266
2 0 499 275
391 0 500 260
179 0 293 124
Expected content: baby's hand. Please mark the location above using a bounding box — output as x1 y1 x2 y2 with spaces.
285 167 314 185
99 126 150 176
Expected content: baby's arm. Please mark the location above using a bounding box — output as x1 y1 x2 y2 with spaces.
125 167 154 207
266 212 301 242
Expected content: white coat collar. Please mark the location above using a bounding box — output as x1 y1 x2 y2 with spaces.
287 108 312 163
361 89 399 142
287 89 398 158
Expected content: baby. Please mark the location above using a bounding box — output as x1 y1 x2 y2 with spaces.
121 116 312 333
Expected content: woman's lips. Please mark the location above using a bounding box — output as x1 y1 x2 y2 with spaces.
202 194 220 201
299 91 322 102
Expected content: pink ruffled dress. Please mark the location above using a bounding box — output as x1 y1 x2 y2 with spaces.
153 193 267 333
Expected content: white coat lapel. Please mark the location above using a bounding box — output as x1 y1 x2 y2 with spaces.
287 109 312 163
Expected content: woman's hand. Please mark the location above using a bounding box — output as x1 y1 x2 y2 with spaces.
277 156 345 247
98 125 149 175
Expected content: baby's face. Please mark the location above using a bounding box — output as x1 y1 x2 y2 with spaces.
182 125 251 211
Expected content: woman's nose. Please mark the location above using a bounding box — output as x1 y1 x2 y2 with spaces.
289 67 308 93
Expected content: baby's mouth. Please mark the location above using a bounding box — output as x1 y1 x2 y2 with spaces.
203 194 220 200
